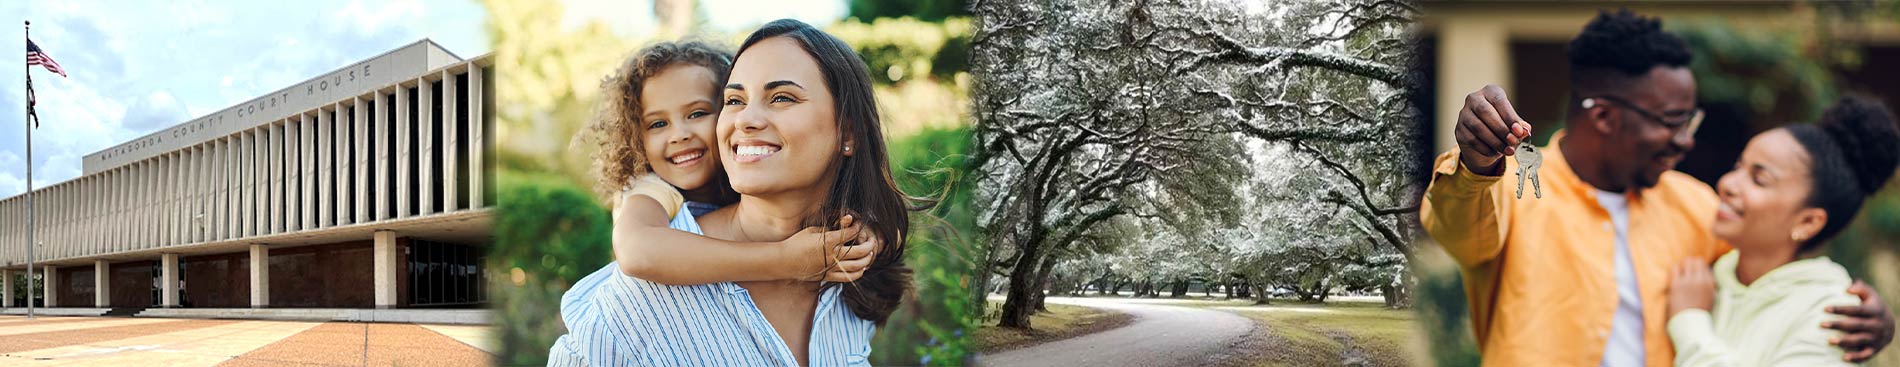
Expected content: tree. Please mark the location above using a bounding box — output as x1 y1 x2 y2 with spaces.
972 0 1422 329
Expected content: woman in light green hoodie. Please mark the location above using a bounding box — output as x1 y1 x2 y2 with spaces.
1666 96 1900 366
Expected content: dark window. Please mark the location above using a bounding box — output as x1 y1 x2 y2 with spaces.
407 240 485 307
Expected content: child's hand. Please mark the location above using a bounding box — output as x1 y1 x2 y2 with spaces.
783 215 882 283
824 218 882 284
1667 257 1715 318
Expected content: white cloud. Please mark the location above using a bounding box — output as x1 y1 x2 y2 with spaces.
0 150 22 194
336 0 429 36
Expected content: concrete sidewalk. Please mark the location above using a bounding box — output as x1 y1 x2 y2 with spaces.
0 315 494 366
0 308 489 325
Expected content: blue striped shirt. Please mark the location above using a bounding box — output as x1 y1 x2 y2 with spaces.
548 204 876 366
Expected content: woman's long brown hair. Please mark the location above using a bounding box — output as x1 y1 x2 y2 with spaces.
734 19 933 325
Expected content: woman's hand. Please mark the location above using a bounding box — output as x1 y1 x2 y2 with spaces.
782 215 882 283
1668 258 1716 318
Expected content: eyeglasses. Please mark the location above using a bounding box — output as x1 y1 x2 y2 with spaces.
1582 95 1704 139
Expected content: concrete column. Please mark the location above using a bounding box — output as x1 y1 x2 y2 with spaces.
197 146 209 241
162 154 176 246
166 155 178 245
376 90 393 220
468 64 486 208
94 260 108 308
50 189 60 258
98 171 108 251
319 107 334 227
121 167 131 249
374 230 398 308
184 149 197 243
102 171 113 252
145 160 157 247
442 70 460 212
286 120 301 233
82 177 94 255
302 113 316 230
219 138 233 240
2 269 13 307
219 139 231 240
268 124 283 235
396 84 413 217
106 169 115 249
250 244 269 308
161 254 180 308
42 265 57 307
335 102 350 225
240 132 255 238
1434 21 1512 153
418 77 435 215
255 128 269 235
355 96 370 223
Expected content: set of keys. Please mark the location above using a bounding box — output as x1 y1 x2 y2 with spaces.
1514 140 1542 199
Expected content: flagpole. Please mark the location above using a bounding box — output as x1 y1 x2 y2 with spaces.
22 20 34 319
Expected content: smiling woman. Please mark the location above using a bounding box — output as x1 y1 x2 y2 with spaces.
716 17 921 328
541 18 930 367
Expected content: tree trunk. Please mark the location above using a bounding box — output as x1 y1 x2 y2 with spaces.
1390 283 1406 309
1031 254 1059 312
997 235 1047 329
1315 277 1332 303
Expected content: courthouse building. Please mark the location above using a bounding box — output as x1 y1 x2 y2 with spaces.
0 40 491 311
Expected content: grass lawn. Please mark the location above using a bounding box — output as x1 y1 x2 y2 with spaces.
972 300 1133 353
1218 300 1420 367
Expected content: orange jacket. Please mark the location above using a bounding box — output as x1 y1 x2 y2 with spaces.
1421 132 1729 366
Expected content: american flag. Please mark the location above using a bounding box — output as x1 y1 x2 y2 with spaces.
27 39 66 78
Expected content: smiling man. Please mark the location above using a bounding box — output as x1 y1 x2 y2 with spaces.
1421 8 1895 366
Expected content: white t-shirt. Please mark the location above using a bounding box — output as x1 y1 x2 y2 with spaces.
1597 189 1645 366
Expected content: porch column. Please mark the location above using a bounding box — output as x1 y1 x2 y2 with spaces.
161 254 180 308
2 269 13 307
42 265 57 307
250 244 269 308
374 230 398 308
94 260 109 307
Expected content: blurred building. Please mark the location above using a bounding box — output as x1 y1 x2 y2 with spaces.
0 40 493 312
1416 1 1900 184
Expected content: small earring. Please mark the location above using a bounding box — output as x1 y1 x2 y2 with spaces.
1791 232 1805 242
844 146 852 152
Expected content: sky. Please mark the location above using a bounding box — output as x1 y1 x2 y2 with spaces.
0 0 488 198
